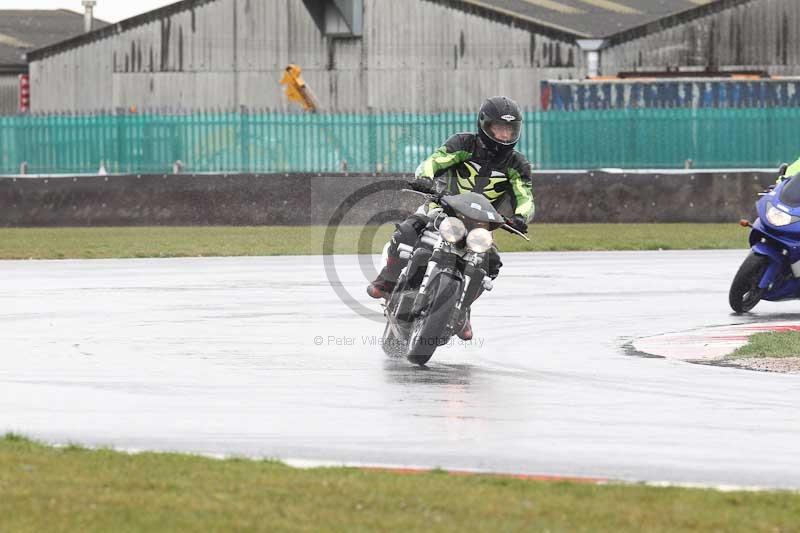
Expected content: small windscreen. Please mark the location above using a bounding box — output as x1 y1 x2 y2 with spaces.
445 192 502 227
779 175 800 207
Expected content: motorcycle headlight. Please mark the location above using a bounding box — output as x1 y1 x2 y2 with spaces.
439 216 466 243
766 202 794 227
466 228 493 253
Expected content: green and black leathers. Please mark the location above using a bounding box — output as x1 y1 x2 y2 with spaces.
415 133 535 221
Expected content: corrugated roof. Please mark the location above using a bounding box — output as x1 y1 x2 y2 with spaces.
0 9 109 68
27 0 217 62
25 0 755 63
427 0 754 40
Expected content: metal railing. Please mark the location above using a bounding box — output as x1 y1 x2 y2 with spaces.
2 107 799 174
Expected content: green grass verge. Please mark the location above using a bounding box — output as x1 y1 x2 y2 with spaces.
0 223 748 260
1 434 798 532
729 331 800 359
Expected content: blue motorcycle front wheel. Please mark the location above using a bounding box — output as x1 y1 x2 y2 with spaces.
729 252 769 313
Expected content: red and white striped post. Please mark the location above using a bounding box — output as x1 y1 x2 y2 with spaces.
19 74 30 113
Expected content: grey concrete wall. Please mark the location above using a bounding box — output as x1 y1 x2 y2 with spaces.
0 171 776 227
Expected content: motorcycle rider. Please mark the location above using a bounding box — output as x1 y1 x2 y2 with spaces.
367 96 535 340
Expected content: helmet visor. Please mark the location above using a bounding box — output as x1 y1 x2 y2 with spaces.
480 118 521 145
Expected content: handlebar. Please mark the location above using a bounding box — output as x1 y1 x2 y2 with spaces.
401 187 531 242
500 217 530 241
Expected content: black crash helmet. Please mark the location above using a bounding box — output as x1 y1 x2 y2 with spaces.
477 96 523 154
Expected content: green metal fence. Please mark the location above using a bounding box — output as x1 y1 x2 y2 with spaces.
2 108 799 174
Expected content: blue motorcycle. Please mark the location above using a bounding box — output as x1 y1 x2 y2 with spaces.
729 170 800 313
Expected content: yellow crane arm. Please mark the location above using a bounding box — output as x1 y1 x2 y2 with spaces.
279 64 319 112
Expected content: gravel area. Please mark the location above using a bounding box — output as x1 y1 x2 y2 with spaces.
725 357 800 374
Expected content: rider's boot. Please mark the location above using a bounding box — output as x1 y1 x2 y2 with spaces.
455 308 474 341
457 319 473 341
367 256 402 299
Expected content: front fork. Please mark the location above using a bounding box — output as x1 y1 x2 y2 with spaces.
456 253 490 311
407 239 492 326
412 240 445 316
752 240 786 290
417 244 442 297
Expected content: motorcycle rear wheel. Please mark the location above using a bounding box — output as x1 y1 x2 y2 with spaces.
381 321 406 357
729 252 769 313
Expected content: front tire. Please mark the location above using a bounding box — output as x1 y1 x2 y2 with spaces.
729 252 769 313
406 275 461 366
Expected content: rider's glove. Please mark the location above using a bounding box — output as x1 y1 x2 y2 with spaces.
778 163 789 180
409 177 435 194
766 163 790 192
509 214 528 234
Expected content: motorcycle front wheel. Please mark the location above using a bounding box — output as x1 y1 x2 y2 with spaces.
729 252 769 313
406 274 461 366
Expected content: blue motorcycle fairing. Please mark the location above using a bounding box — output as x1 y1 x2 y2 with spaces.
756 179 800 241
750 241 784 291
752 187 800 261
749 217 800 250
763 277 800 301
749 217 800 298
752 245 800 299
736 174 800 303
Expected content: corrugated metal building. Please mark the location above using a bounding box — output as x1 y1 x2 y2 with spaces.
0 9 109 115
26 0 800 113
0 75 18 115
604 0 800 75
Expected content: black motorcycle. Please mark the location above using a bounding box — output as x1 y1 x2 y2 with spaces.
380 189 529 365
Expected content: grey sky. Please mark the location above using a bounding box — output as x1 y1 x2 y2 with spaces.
0 0 177 23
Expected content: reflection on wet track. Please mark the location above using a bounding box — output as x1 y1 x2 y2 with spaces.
1 251 799 488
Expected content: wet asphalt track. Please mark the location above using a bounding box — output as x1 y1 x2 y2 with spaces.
2 250 800 489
